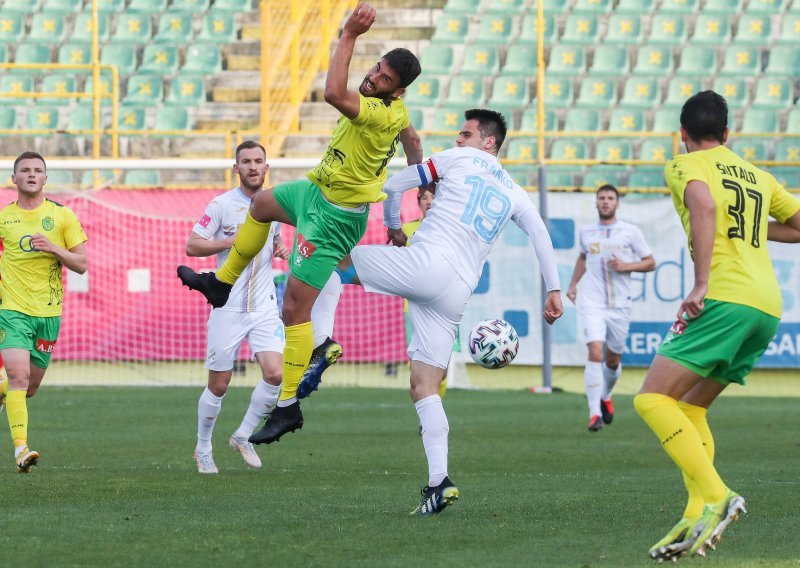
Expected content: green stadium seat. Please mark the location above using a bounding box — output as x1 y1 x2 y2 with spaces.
504 166 531 187
442 0 480 12
561 14 600 44
648 15 688 45
430 15 468 44
0 45 7 65
735 14 772 45
675 46 717 76
547 46 586 76
96 0 125 13
154 105 191 131
461 45 499 75
785 108 800 133
447 75 485 106
519 108 556 132
197 14 236 43
769 168 800 190
165 75 206 105
13 44 52 74
101 44 138 76
609 109 645 132
691 15 731 45
82 73 114 106
748 0 790 13
663 78 703 108
563 109 600 132
419 44 453 75
123 75 164 105
0 15 25 43
155 13 194 44
504 139 539 162
620 77 658 109
546 171 577 190
123 170 162 187
541 77 573 108
640 138 675 161
171 0 210 12
0 75 33 99
652 109 679 133
775 139 800 162
531 0 572 11
719 46 761 76
474 14 512 45
572 0 612 13
118 105 147 131
575 77 616 109
27 106 60 130
550 140 588 161
702 0 742 12
406 107 424 130
127 0 168 12
517 14 557 45
712 77 748 109
39 73 78 105
80 170 117 188
633 45 674 75
659 0 699 13
139 44 179 75
210 0 251 11
0 107 18 132
66 106 99 134
628 168 664 189
72 14 111 43
752 78 793 109
731 139 768 162
604 15 643 45
403 76 440 107
27 12 68 43
113 14 153 44
502 45 538 76
45 0 82 13
182 44 222 74
741 109 779 133
422 135 452 154
776 15 800 44
615 0 656 14
431 106 463 132
484 0 526 13
582 168 624 189
764 46 800 76
589 45 630 76
1 0 41 13
488 76 529 108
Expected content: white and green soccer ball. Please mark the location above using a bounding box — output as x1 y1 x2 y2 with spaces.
468 319 519 369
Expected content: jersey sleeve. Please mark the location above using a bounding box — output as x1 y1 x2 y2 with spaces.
63 207 88 249
193 200 222 239
665 154 708 205
630 225 653 258
767 177 800 223
350 94 381 127
579 227 588 255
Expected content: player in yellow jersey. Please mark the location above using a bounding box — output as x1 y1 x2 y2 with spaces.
178 2 423 444
635 92 800 561
0 151 87 472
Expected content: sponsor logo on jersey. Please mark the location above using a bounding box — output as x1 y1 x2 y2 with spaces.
296 233 316 259
36 338 56 353
198 214 212 228
42 216 54 231
19 235 36 253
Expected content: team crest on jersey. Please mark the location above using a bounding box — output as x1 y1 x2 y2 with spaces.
42 216 54 231
296 233 316 259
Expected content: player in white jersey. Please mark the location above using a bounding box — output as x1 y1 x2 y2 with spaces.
182 141 289 474
321 110 563 515
566 185 655 432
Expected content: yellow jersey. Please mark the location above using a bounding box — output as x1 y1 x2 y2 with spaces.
665 145 800 318
308 94 410 208
0 198 87 317
401 218 423 243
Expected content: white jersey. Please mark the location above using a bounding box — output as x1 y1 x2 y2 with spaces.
192 187 279 312
578 220 652 309
390 146 559 292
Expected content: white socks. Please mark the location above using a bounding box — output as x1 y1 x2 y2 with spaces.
584 361 603 418
415 395 449 487
196 387 223 454
602 363 621 401
234 380 281 439
311 272 343 349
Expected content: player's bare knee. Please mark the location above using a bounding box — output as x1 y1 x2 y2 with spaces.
605 351 621 370
587 342 604 362
262 372 281 387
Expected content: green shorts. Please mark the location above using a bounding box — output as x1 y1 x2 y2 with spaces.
274 180 369 289
657 299 779 385
0 310 61 369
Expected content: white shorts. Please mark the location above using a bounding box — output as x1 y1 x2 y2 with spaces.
351 244 472 369
579 305 631 355
205 308 285 371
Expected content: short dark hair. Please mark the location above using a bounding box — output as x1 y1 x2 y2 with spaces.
235 140 266 162
417 184 435 202
464 108 507 151
680 90 728 143
596 184 619 198
382 48 421 89
13 151 46 174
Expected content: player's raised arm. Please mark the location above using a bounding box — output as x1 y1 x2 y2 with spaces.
399 123 423 165
515 207 563 324
381 158 439 232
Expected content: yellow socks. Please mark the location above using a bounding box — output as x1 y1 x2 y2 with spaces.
677 401 715 518
634 393 728 505
279 322 314 401
6 390 28 449
217 211 271 285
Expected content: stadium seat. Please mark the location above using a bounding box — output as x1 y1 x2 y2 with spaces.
27 13 68 44
127 0 168 12
702 0 742 13
1 0 41 13
66 105 98 134
403 76 440 107
441 0 480 13
0 107 18 132
39 73 78 105
751 78 793 109
504 166 530 187
770 168 800 190
155 13 194 43
422 135 452 154
517 14 557 45
775 139 800 162
575 77 616 109
123 75 164 105
596 140 633 162
461 45 499 75
45 0 82 13
719 46 761 76
171 0 210 12
504 139 539 162
652 109 679 133
640 138 675 161
572 0 612 12
741 109 779 133
675 46 717 76
27 106 60 130
735 14 772 46
0 75 33 98
604 15 643 44
96 0 125 12
785 108 800 133
483 0 526 14
72 14 111 44
519 108 556 132
406 107 424 130
431 106 463 132
488 76 529 108
550 140 588 161
118 105 147 131
419 44 453 75
712 77 748 109
776 15 800 45
731 139 768 162
13 44 52 74
0 45 7 65
620 77 659 109
197 14 237 43
430 15 468 44
101 45 138 76
648 14 688 45
764 46 800 76
113 14 153 44
447 74 485 106
691 15 732 45
633 45 674 75
659 0 699 13
182 44 222 74
124 170 162 186
210 0 251 11
663 78 702 108
82 73 114 105
588 45 630 76
628 168 664 188
165 75 206 106
561 14 600 44
583 168 624 189
0 15 25 43
563 109 600 132
154 105 191 131
615 0 656 14
547 46 586 76
609 109 645 133
546 171 577 189
748 0 790 13
139 44 180 75
541 77 573 109
474 14 512 45
502 45 537 76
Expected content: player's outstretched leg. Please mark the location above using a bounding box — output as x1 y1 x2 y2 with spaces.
648 517 697 561
600 398 614 425
411 476 459 516
689 490 746 557
177 266 233 309
229 436 262 469
248 401 304 445
297 338 342 399
15 446 40 473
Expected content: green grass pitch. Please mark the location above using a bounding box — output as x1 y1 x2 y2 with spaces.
0 386 797 567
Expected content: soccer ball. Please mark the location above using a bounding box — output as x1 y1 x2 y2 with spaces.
468 319 519 369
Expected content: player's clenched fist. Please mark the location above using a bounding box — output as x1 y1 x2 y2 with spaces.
344 3 377 37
